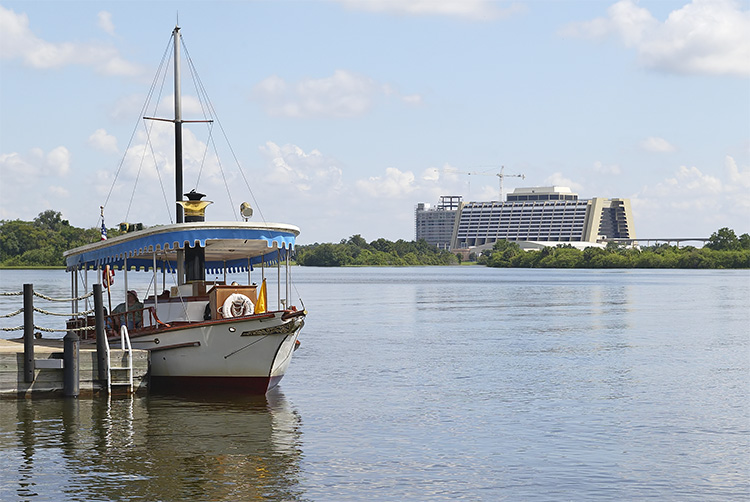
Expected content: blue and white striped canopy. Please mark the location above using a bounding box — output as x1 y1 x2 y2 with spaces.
64 222 299 273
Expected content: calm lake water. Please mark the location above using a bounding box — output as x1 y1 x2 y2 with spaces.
1 267 749 501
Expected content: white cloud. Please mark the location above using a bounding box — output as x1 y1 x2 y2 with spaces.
259 142 344 194
47 185 70 198
46 146 71 176
560 0 750 77
725 154 750 190
88 129 119 153
632 157 750 235
0 5 143 76
421 168 440 182
97 11 115 36
544 172 584 191
356 167 417 198
593 161 622 175
0 146 71 182
640 136 676 153
253 70 422 118
335 0 525 20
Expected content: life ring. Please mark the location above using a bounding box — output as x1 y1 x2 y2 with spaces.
102 266 115 287
222 293 254 318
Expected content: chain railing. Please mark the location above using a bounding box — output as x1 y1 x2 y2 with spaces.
1 288 96 333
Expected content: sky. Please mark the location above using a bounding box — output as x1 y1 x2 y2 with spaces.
1 0 748 245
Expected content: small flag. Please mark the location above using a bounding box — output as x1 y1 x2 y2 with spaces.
255 279 267 314
100 206 107 240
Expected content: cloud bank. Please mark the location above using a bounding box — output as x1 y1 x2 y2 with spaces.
0 6 142 76
253 70 422 118
560 0 750 77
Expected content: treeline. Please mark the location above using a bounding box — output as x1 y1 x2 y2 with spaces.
296 235 458 266
0 210 120 267
3 212 748 270
481 228 750 269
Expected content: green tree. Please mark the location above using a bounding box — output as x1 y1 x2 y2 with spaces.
706 227 741 251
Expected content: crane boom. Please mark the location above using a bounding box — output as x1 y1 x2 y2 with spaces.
442 165 525 200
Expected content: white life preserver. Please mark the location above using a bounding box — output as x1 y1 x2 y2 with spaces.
222 293 254 318
102 266 115 287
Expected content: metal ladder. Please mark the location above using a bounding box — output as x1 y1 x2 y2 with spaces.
103 325 134 393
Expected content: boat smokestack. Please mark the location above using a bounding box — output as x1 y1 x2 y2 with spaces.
178 190 213 282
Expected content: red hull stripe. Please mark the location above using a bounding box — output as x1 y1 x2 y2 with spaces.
150 374 284 395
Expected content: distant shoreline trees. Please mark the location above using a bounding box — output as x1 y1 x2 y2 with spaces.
0 210 122 267
295 235 458 266
480 228 750 269
1 212 748 269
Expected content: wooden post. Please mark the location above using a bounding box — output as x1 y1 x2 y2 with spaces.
23 283 34 383
94 284 108 382
63 329 79 397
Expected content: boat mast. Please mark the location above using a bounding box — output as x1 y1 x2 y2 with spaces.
174 25 184 225
173 25 185 284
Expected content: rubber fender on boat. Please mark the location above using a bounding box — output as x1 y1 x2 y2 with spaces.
222 293 254 318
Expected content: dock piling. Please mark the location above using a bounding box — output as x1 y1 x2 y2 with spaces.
63 329 80 397
23 283 34 383
94 284 108 382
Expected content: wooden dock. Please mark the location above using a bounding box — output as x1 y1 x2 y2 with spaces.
0 338 149 398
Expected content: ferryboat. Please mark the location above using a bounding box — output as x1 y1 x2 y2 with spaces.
63 25 306 394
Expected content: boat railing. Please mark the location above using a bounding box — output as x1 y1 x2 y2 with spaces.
106 306 169 333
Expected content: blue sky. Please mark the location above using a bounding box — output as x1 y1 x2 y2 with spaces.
1 0 748 244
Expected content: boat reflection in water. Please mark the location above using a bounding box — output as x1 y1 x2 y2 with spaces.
1 390 304 501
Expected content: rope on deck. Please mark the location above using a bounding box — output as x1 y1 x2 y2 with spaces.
0 289 97 332
34 307 95 317
0 324 96 332
1 308 23 318
33 291 94 302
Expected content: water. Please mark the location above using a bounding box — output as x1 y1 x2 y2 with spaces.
1 267 748 501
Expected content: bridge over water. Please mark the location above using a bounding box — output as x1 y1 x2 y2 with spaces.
601 238 710 248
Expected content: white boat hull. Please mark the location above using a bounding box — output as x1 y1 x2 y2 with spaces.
115 311 304 394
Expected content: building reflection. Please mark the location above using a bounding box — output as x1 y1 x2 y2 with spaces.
2 389 305 501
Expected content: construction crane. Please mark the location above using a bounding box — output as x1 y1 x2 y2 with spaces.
442 166 525 201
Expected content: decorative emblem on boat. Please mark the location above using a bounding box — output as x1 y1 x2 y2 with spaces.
240 318 303 337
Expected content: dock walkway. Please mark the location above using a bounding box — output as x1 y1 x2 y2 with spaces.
0 338 149 398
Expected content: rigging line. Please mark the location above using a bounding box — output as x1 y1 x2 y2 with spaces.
184 45 267 224
208 132 238 220
194 122 215 189
129 43 172 223
98 35 174 229
182 38 216 191
145 50 176 224
155 48 176 223
126 122 150 221
182 39 214 121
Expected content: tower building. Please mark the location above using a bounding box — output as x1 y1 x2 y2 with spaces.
415 195 462 249
450 186 635 251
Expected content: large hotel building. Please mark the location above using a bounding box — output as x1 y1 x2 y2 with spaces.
415 186 635 251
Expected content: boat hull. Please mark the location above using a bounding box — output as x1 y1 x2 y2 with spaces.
117 311 304 394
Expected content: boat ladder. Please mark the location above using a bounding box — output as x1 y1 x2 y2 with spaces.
103 325 134 393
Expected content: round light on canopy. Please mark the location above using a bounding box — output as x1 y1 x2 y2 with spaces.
240 202 253 220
